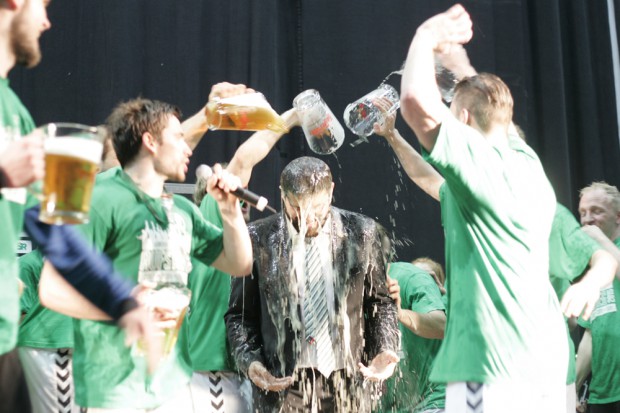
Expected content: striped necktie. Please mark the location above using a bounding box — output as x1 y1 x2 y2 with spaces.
302 241 336 378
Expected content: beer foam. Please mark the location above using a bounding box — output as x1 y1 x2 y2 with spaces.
219 92 271 109
146 287 191 311
45 137 103 164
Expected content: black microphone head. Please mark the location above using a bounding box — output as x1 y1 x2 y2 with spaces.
196 164 213 180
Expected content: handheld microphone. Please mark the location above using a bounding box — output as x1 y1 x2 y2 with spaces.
196 164 276 213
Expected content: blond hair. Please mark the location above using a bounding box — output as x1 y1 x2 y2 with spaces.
453 73 514 133
412 257 446 294
580 181 620 212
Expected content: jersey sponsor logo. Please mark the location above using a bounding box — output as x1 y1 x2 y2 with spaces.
16 239 32 255
138 211 192 283
590 285 617 321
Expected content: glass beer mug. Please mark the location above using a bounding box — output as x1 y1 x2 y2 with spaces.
293 89 345 155
134 270 191 360
343 84 400 139
38 123 105 225
205 92 287 133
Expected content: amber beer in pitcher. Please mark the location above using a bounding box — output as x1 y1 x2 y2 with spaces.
205 92 288 132
39 123 104 225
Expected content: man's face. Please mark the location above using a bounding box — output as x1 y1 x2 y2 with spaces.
282 188 332 238
579 188 620 240
152 115 192 182
10 0 51 68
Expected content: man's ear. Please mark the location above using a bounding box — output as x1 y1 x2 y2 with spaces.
142 131 158 154
459 108 472 126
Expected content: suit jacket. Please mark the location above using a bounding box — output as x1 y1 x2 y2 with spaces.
225 206 399 411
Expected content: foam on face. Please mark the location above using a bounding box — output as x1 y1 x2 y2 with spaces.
45 137 103 164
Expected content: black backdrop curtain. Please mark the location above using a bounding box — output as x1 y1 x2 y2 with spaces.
10 0 620 263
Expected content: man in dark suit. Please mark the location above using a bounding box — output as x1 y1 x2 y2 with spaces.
225 156 399 412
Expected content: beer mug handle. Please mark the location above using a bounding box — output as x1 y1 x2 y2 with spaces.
25 126 49 200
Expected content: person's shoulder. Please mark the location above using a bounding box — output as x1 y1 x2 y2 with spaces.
333 206 379 226
334 207 385 238
173 193 196 209
93 168 128 194
390 262 434 284
248 213 281 233
90 169 133 211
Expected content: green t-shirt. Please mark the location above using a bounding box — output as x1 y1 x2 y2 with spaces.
548 203 599 384
379 262 446 413
425 110 566 386
0 77 35 355
17 250 74 349
577 237 620 404
178 194 235 372
72 169 224 409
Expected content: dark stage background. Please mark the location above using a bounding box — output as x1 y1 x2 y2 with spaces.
10 0 620 263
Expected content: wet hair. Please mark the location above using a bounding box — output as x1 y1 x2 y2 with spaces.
106 98 181 167
412 257 446 291
280 156 332 197
453 73 513 133
580 182 620 212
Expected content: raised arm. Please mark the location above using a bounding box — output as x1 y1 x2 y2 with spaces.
373 99 444 201
400 4 473 151
227 108 299 187
560 249 618 320
182 82 255 150
582 225 620 280
206 164 253 276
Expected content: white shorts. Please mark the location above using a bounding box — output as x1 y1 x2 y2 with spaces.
445 380 566 413
188 371 253 413
18 347 76 413
82 382 193 413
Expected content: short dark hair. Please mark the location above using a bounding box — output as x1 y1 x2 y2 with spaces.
106 98 181 167
280 157 332 197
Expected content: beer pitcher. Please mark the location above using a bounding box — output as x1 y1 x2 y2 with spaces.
343 84 400 139
293 89 344 155
205 92 287 133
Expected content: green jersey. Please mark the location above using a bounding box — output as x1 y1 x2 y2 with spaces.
18 250 74 349
425 111 566 386
577 238 620 404
72 168 224 409
180 194 235 372
548 203 599 384
379 262 446 413
0 77 35 355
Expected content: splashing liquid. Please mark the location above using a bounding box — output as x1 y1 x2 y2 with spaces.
248 197 399 411
379 68 404 87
